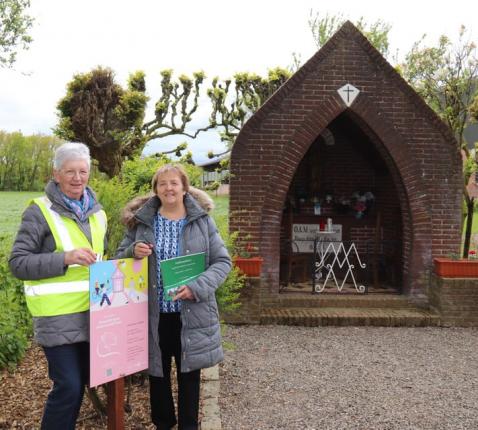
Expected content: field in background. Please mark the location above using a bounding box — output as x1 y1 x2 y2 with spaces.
3 191 478 240
0 191 229 239
4 191 478 236
0 191 42 238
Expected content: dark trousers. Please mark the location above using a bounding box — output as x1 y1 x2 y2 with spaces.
41 342 89 430
150 312 201 430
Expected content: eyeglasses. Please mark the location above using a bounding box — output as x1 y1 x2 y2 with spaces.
61 169 89 179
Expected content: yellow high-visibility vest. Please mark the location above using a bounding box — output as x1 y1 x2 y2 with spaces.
24 196 107 317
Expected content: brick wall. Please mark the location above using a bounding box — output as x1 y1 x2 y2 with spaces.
230 22 462 310
429 274 478 326
278 120 403 284
222 278 262 324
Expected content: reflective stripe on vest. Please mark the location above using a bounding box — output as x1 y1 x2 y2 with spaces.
24 196 107 317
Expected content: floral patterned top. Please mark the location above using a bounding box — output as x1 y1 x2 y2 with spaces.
153 213 186 313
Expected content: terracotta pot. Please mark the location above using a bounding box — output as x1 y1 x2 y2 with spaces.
434 257 478 278
233 257 263 277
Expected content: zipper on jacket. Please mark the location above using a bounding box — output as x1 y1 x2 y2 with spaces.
179 212 207 256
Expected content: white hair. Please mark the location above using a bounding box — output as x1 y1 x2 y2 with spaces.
53 142 91 170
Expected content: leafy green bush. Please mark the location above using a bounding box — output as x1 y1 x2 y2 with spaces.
90 177 137 257
213 207 245 315
121 156 166 194
121 155 203 193
216 265 244 315
0 236 32 371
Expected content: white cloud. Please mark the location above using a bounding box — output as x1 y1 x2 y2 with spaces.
0 0 476 163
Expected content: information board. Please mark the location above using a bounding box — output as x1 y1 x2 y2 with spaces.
89 258 148 387
292 224 342 253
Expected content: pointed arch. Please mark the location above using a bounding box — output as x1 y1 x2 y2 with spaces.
258 93 431 294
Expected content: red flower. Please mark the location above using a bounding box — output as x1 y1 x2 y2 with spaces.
354 201 366 212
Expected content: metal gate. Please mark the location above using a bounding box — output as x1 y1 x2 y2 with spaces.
312 239 367 294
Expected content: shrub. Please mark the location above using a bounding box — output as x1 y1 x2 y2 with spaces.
216 265 244 315
0 236 32 371
121 155 203 194
90 177 137 257
121 156 166 194
213 209 245 315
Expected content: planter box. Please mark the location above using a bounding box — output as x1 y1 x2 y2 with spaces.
233 257 263 277
434 258 478 278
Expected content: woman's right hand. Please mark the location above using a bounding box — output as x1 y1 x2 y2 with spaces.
134 242 153 259
64 248 97 266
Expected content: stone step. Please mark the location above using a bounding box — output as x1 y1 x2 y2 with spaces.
278 293 417 309
260 307 440 327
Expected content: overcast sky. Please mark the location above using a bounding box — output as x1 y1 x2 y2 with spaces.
1 0 477 163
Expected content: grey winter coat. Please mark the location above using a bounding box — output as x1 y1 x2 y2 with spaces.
9 180 106 347
115 189 231 376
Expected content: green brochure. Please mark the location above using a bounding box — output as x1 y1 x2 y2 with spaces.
160 252 205 301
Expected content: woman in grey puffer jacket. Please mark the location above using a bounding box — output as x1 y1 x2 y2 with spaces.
9 143 107 430
115 164 231 430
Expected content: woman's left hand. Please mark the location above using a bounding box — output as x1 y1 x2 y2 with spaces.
173 285 194 301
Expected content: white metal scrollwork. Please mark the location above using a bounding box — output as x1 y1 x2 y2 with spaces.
314 242 366 293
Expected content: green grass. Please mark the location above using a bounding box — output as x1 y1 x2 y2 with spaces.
0 191 230 239
210 194 229 216
209 194 229 228
3 191 474 247
473 208 478 234
463 208 478 235
0 191 42 238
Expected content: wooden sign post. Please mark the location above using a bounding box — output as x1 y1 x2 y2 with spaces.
89 259 148 429
107 378 125 430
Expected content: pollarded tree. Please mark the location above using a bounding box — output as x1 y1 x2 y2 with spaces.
203 67 291 180
207 67 291 150
142 69 211 141
400 26 478 257
55 67 148 177
0 0 33 68
55 67 210 177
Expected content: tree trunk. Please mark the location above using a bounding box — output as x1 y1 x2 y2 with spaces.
28 150 42 190
463 198 475 258
90 146 122 178
28 164 39 190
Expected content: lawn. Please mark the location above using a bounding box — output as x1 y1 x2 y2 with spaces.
210 194 229 222
472 209 478 235
0 191 42 238
3 191 478 241
0 191 229 239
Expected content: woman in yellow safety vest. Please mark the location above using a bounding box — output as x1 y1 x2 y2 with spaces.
9 142 107 430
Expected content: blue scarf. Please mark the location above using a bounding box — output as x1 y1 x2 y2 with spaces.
61 188 94 221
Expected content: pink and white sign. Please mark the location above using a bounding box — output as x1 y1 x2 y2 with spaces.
89 258 148 387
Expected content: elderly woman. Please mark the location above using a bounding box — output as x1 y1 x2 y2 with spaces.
116 164 231 430
9 142 107 430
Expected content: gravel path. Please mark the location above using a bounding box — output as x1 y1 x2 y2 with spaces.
219 326 478 430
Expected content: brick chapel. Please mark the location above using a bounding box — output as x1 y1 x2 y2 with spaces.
228 22 463 322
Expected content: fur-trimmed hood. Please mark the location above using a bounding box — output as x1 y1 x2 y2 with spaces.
121 186 214 228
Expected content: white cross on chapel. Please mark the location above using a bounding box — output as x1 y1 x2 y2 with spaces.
337 84 360 107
